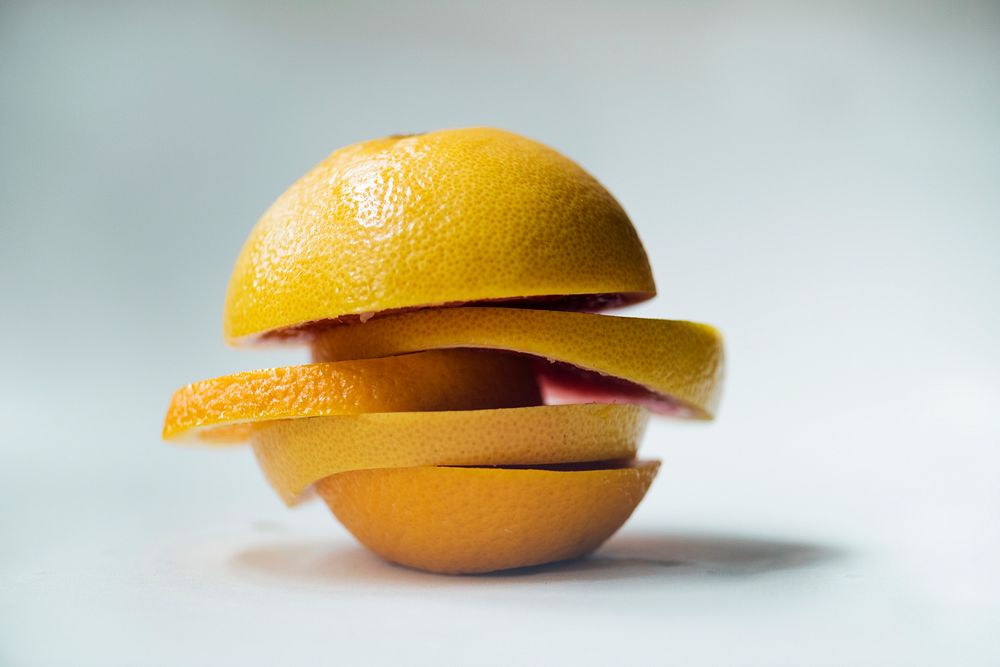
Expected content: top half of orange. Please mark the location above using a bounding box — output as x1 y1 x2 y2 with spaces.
223 127 656 344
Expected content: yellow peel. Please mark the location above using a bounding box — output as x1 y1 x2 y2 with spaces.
252 403 648 505
312 307 724 418
224 127 654 342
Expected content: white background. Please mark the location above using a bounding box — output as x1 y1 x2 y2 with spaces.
2 1 998 665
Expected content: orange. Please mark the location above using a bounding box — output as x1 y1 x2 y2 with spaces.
252 403 648 504
311 307 724 418
316 460 661 574
162 349 540 442
223 128 654 343
162 126 728 576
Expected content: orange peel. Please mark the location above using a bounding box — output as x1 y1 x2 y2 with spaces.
223 127 654 343
252 403 648 505
316 459 661 574
162 349 540 442
312 307 724 418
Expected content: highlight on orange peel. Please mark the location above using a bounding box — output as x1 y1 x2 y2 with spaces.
163 126 725 574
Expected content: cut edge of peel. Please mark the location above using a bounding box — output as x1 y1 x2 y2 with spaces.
226 292 656 346
440 457 643 472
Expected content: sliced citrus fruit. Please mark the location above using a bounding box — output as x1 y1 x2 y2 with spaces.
311 307 724 418
252 403 648 505
224 127 654 343
162 349 540 442
315 459 660 574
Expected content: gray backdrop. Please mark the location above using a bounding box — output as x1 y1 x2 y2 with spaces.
2 2 998 665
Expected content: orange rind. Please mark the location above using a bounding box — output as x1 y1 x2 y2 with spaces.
252 403 648 505
312 307 724 418
224 128 654 343
163 349 540 442
316 460 661 574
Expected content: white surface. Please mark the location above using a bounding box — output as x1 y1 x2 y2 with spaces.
2 1 998 665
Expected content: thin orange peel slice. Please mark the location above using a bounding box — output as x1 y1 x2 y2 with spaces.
311 307 724 418
316 459 661 574
252 403 648 505
162 349 541 442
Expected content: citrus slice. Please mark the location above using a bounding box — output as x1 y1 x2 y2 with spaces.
315 459 661 574
252 403 648 505
311 307 724 418
162 350 541 442
224 127 654 343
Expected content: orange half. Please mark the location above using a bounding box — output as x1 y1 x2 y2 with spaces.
316 460 660 574
224 128 654 343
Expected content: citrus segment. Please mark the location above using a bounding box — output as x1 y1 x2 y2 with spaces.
311 307 724 418
224 127 654 342
252 403 648 505
162 350 541 442
316 460 660 574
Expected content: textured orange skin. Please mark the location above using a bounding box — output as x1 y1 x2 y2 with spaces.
224 127 654 342
252 404 648 505
162 350 540 441
311 307 724 418
316 460 660 574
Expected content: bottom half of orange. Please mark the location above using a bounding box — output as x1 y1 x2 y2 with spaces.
315 460 660 574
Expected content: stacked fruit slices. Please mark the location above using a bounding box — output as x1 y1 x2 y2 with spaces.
162 127 724 574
